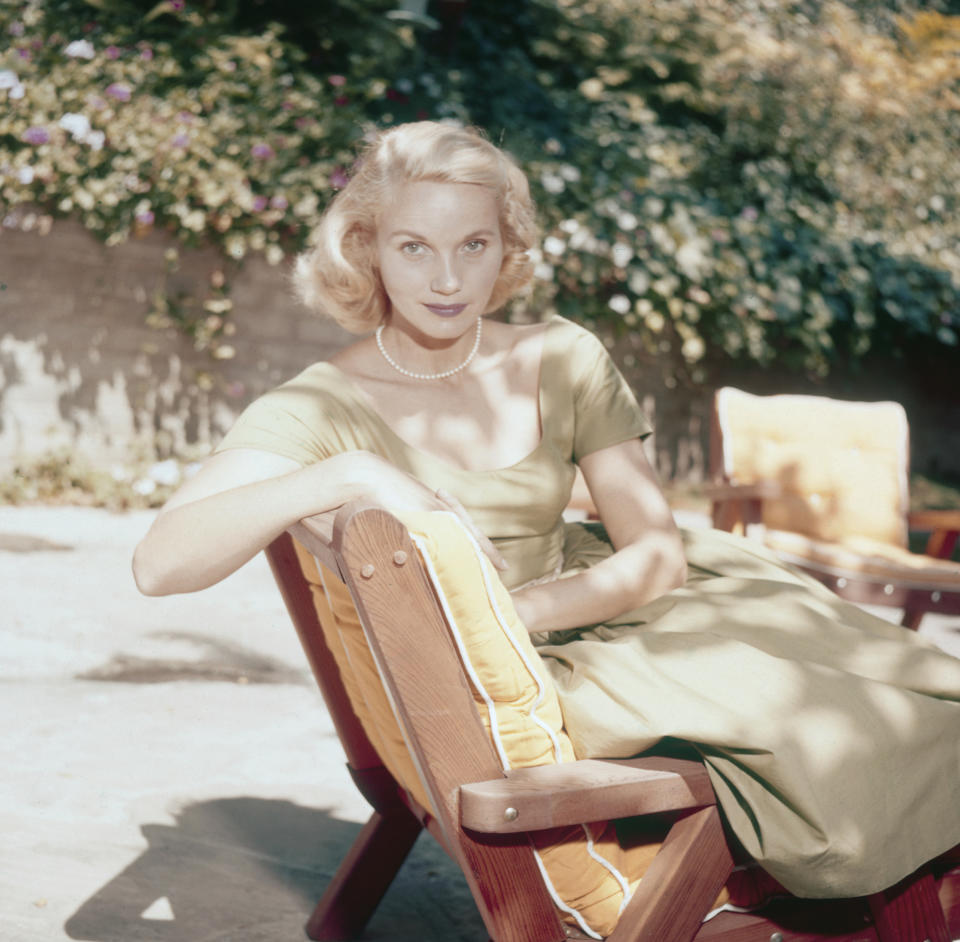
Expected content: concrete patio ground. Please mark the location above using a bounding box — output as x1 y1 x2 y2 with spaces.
2 504 958 942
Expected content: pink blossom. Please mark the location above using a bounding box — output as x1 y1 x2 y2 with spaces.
330 167 350 190
334 95 349 107
252 195 268 211
328 75 346 87
140 46 154 61
250 142 275 160
22 126 49 145
106 83 131 102
106 45 121 59
171 132 190 148
171 0 185 10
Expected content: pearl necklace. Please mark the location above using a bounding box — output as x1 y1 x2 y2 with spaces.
375 318 483 381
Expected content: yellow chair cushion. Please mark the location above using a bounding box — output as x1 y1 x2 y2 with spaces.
716 387 910 548
294 510 665 939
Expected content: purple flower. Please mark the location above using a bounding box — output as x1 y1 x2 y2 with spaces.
250 142 275 160
269 195 288 210
140 46 154 61
171 132 190 148
136 210 155 225
17 49 31 61
171 0 185 10
22 126 50 145
106 45 121 59
252 195 268 211
106 83 131 102
330 167 350 190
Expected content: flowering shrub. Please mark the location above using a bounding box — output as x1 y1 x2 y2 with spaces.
1 0 958 377
0 0 419 351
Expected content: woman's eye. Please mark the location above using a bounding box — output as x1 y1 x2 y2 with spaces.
464 240 486 253
401 242 426 256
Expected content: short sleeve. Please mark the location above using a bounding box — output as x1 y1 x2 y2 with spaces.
567 323 652 461
214 364 361 466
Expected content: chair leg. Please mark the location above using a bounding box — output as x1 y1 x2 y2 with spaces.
609 806 734 942
901 608 925 631
306 805 423 940
868 868 950 942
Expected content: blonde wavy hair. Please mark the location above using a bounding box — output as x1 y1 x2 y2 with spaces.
293 121 538 333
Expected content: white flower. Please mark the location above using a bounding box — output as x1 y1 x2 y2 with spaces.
611 243 633 268
86 130 105 151
132 478 157 496
9 83 25 100
534 262 554 281
0 70 19 89
541 172 565 194
542 236 566 257
608 294 631 315
628 269 650 295
681 335 706 362
64 39 96 59
559 218 580 234
59 112 91 140
17 166 34 184
644 197 665 218
559 163 581 182
148 459 181 486
617 212 639 232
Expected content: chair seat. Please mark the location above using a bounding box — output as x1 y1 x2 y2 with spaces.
763 529 960 590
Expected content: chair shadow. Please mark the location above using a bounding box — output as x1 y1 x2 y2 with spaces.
64 797 486 942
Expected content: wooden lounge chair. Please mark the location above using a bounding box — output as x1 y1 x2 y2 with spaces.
709 387 960 630
265 501 960 941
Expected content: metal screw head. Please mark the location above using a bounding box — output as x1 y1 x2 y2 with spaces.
504 807 519 822
360 564 375 579
392 550 408 566
769 933 784 942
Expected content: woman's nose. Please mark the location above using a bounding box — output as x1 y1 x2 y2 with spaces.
431 257 462 294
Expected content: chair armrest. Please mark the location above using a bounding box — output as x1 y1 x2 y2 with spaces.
908 509 960 560
706 481 783 534
459 756 715 834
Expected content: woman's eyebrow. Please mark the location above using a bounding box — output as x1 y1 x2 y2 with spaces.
387 228 498 241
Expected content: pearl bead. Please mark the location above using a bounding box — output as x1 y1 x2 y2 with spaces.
376 318 482 380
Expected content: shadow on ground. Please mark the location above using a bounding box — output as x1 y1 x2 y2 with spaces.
64 798 486 942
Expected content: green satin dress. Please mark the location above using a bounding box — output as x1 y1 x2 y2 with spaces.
217 315 960 898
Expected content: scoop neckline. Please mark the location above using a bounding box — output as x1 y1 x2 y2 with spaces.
322 318 559 475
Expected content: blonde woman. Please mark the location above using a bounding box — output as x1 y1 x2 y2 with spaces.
134 121 960 899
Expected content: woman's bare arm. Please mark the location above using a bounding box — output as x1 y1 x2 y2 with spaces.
132 447 505 596
510 438 687 633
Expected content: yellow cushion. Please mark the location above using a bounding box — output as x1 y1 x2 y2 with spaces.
294 511 660 939
716 387 909 547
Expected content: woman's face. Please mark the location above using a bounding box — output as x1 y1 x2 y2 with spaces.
375 180 504 345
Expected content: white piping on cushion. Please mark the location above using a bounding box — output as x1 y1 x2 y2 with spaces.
406 527 512 772
410 512 565 765
410 514 628 940
532 848 604 941
582 822 633 916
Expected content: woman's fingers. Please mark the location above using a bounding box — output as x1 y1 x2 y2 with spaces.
434 488 509 572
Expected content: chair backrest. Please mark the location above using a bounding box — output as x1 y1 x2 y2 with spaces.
712 387 911 548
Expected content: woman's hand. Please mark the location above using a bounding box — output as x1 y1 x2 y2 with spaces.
348 453 507 572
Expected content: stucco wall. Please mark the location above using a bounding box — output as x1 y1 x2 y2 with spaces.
0 218 352 471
